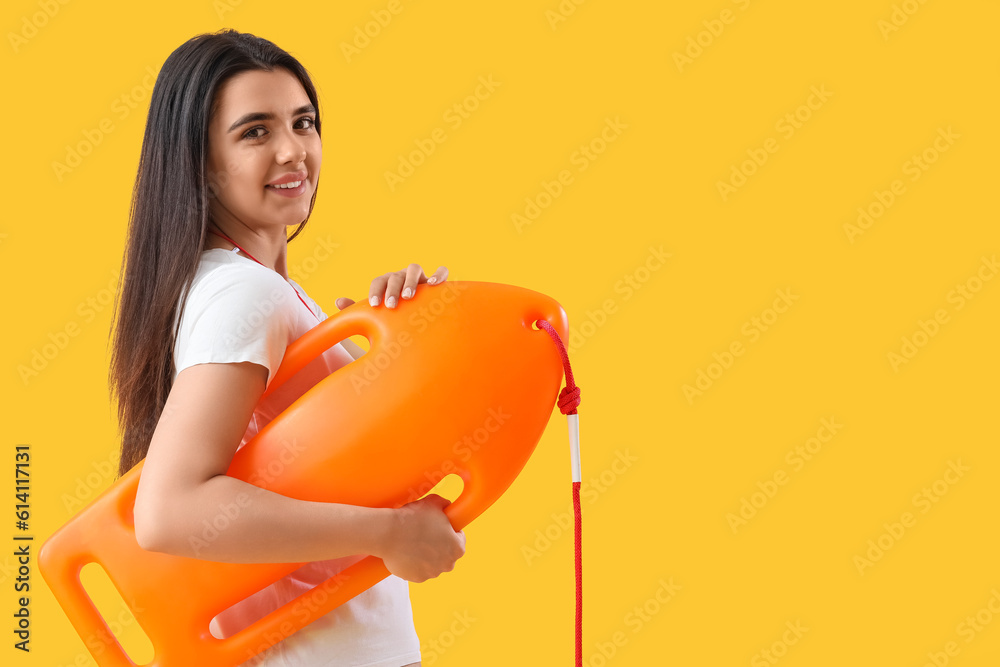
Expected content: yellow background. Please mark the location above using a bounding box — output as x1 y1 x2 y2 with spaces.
3 0 999 665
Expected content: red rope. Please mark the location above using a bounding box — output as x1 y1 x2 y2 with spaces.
572 480 582 666
536 320 580 415
536 320 582 667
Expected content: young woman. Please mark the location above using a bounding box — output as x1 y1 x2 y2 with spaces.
110 29 465 666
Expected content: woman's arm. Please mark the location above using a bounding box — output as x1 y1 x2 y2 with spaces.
133 361 392 562
133 361 463 578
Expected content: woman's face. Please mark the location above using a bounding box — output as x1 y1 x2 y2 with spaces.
205 68 321 235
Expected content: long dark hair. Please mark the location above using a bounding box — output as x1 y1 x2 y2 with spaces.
110 29 323 477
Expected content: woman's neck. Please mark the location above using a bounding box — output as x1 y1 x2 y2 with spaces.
205 223 290 279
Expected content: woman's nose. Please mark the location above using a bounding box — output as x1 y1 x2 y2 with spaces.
276 131 307 164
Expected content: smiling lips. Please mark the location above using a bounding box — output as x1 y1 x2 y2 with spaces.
265 174 308 197
268 180 302 189
266 170 308 191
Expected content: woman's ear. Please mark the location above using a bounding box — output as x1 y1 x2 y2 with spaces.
205 173 220 199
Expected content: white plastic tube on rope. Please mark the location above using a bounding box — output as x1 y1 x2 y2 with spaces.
568 413 581 483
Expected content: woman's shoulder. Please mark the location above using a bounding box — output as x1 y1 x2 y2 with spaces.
190 249 292 296
181 249 299 319
173 251 300 383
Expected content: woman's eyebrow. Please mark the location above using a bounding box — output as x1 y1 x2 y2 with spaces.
227 104 317 133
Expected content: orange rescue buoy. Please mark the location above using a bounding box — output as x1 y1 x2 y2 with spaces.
40 280 570 667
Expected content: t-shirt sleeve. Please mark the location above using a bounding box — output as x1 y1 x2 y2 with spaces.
173 265 298 385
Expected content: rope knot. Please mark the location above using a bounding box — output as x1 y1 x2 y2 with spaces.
558 385 581 415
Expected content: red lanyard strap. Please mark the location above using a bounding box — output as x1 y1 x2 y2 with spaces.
208 229 317 318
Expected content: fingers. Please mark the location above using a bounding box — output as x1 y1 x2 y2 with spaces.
426 266 448 286
369 265 450 308
383 271 407 308
420 493 450 509
401 263 426 301
335 297 355 311
367 273 393 307
367 271 404 308
382 497 465 583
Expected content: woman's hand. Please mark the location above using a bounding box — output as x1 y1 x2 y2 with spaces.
380 494 466 583
335 263 448 311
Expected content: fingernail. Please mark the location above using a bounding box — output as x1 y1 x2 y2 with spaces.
427 277 437 285
370 296 379 307
402 287 412 299
386 296 397 308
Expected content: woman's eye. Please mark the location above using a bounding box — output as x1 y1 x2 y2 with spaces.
242 117 314 140
243 126 266 140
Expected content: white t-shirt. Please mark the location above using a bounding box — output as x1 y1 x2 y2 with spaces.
172 247 421 667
